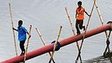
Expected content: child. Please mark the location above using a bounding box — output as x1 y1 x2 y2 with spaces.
13 20 31 55
75 1 90 34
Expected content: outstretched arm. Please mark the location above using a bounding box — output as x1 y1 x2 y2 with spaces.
13 28 18 31
85 11 90 17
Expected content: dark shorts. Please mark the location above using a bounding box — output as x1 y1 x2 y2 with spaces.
20 40 26 51
76 20 83 24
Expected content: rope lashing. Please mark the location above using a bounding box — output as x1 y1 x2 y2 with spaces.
49 26 62 63
51 41 61 51
107 21 112 31
35 28 55 63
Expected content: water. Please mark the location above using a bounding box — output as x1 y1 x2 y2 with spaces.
0 0 112 63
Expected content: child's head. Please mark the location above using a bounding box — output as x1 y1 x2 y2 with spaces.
18 20 23 26
78 1 82 7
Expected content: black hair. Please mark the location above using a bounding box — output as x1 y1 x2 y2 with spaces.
18 20 23 27
78 1 82 5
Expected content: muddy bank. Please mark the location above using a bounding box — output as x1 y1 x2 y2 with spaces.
84 52 112 63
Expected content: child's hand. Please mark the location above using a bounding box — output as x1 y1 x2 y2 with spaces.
88 14 91 17
29 35 31 38
13 27 15 30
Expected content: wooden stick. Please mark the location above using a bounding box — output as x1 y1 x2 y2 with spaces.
65 7 75 35
24 25 32 63
9 3 18 56
65 7 82 62
76 0 96 62
94 0 108 38
35 28 55 63
79 0 96 51
49 26 62 63
94 0 111 56
35 28 45 45
94 1 104 24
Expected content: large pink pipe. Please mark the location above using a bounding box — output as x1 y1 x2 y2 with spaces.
1 23 112 63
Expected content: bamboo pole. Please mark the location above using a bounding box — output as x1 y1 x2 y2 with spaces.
1 23 112 63
24 25 32 63
75 0 96 62
94 0 110 56
9 3 18 56
64 7 82 62
35 28 55 63
49 26 62 63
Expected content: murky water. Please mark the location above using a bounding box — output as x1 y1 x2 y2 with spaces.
0 0 112 63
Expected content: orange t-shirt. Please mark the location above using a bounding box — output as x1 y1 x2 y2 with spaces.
76 7 85 20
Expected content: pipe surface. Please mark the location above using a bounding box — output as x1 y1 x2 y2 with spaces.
1 23 112 63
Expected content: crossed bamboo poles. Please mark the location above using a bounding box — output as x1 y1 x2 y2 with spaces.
65 7 82 62
65 0 102 62
35 26 62 63
65 0 112 63
75 0 96 62
9 0 111 63
93 0 111 60
9 2 63 62
35 28 55 63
